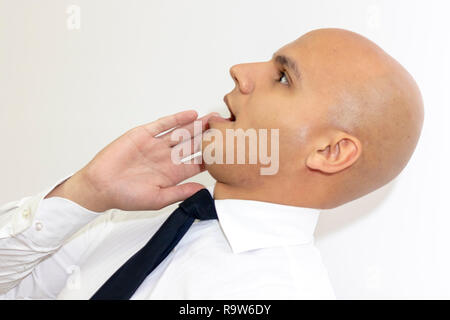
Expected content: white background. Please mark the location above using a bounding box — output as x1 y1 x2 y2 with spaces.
1 0 449 299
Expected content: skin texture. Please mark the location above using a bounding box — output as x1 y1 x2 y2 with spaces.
207 28 424 209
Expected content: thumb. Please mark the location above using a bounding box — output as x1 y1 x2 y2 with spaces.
157 182 205 209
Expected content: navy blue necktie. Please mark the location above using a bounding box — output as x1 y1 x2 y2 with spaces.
90 188 217 300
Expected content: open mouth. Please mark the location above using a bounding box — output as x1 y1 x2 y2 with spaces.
208 95 236 124
224 95 236 122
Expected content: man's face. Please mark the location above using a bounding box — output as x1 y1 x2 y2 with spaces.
203 38 330 187
202 29 424 207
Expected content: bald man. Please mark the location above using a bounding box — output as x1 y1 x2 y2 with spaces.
0 28 423 299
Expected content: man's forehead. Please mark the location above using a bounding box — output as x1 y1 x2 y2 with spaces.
274 30 391 81
274 40 301 57
272 37 318 69
276 30 369 60
273 41 305 64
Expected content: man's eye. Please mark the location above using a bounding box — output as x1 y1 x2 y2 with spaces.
279 72 289 85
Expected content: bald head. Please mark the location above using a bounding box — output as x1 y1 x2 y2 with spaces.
296 28 424 207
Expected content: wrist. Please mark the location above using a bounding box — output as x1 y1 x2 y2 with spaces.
45 170 112 212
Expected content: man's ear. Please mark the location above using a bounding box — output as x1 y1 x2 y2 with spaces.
305 134 362 174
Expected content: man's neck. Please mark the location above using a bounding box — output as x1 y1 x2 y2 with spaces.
213 181 317 208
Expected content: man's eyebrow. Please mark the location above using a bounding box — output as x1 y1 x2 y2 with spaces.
273 54 301 81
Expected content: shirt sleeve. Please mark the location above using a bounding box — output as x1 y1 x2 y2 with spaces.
0 177 102 297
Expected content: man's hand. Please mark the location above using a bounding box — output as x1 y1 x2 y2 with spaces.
46 110 217 212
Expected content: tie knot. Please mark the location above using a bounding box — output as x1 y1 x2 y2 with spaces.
179 189 218 221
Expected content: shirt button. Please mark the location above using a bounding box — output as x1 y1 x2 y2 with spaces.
35 222 43 231
22 207 31 219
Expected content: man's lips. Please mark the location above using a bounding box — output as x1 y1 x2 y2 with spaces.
208 114 233 124
224 95 236 121
208 95 236 124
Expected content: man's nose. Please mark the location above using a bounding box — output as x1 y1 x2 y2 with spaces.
229 63 254 94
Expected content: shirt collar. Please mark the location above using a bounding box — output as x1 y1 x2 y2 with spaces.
206 185 321 254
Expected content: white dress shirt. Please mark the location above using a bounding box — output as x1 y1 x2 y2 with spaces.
0 179 335 299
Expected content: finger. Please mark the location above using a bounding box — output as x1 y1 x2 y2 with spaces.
162 112 220 147
157 182 205 208
181 153 204 166
144 110 198 137
171 134 203 163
